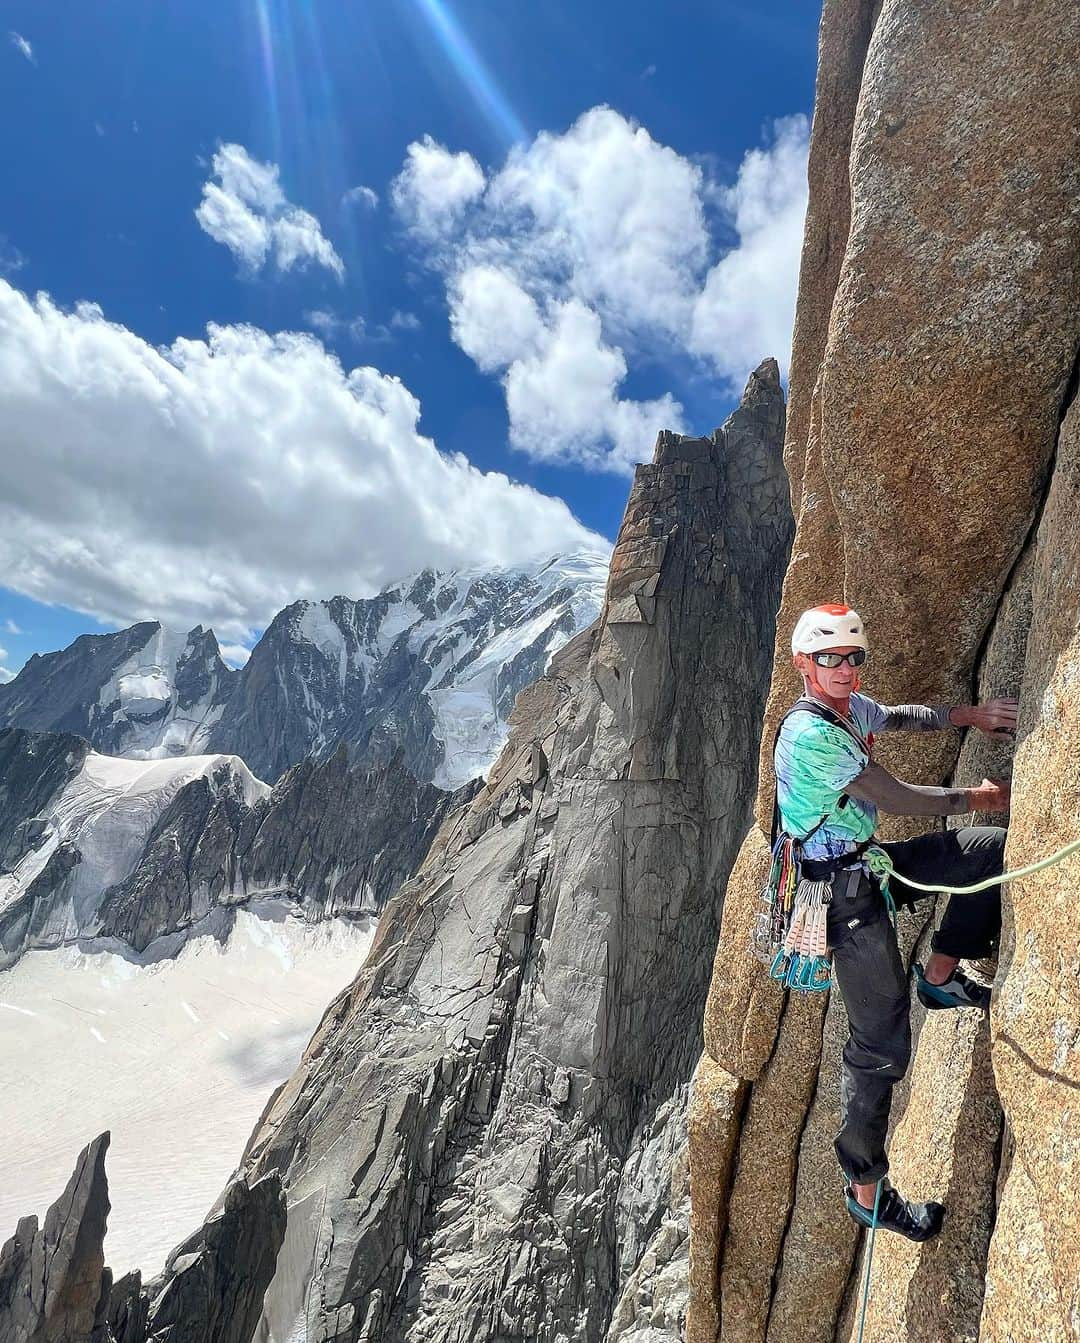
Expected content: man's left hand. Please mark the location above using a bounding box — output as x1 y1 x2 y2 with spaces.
954 697 1019 737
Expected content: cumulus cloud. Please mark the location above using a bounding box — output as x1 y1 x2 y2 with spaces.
450 266 544 373
9 32 34 64
690 115 809 386
196 144 344 279
0 280 606 644
504 301 682 471
390 310 421 332
391 136 485 241
393 108 808 472
4 620 24 635
0 645 12 683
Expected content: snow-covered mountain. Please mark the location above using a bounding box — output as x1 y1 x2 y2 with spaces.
208 550 608 787
0 731 267 966
0 551 609 788
0 622 233 758
0 726 473 967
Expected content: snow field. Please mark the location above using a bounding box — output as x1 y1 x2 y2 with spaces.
0 905 374 1277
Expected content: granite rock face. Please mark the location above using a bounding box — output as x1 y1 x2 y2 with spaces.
0 729 471 965
113 362 789 1343
0 1135 286 1343
982 380 1080 1342
688 2 1080 1341
128 1173 286 1343
0 1132 112 1343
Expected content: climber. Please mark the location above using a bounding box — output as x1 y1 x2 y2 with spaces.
775 603 1017 1243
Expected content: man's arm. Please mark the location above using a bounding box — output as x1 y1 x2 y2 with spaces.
868 696 1019 735
875 703 954 732
846 762 1011 815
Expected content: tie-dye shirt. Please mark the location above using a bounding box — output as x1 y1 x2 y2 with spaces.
775 693 954 859
774 693 900 860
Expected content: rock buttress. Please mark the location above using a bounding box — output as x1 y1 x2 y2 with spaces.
688 2 1080 1341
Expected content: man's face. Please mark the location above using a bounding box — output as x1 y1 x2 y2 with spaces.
794 644 861 697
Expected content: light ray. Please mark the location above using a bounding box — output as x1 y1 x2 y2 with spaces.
412 0 529 149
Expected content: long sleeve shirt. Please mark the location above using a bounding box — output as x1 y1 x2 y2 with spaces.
774 691 966 861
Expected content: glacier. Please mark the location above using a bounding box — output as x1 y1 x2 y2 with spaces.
0 903 375 1278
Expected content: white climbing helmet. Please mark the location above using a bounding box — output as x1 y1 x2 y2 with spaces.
790 604 868 656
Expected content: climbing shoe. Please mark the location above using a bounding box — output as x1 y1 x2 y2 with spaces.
915 963 992 1011
845 1183 945 1242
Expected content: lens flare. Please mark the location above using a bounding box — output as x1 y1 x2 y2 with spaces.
412 0 528 148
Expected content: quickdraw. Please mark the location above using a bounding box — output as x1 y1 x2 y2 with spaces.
752 833 834 993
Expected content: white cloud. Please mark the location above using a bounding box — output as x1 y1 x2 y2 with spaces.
504 300 682 471
0 644 11 683
447 268 683 470
478 106 708 340
4 619 24 634
391 136 485 241
450 266 544 373
196 144 344 280
304 310 391 344
0 280 606 644
218 643 251 668
690 115 809 386
390 310 421 332
0 236 25 277
393 108 807 472
9 32 34 64
343 185 379 210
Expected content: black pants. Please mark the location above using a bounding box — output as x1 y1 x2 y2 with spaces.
828 825 1004 1185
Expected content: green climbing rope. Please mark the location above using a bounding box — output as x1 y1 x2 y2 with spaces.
865 835 1080 898
855 1178 883 1343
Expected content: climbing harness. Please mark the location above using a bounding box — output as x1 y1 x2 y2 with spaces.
854 1179 883 1343
752 696 872 994
751 694 1080 994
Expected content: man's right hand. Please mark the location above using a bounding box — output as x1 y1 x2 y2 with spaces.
968 776 1011 813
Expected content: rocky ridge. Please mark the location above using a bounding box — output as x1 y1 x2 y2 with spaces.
0 727 473 967
0 554 608 791
687 3 1080 1341
0 359 792 1342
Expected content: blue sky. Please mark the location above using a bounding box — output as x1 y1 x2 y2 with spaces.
0 1 818 677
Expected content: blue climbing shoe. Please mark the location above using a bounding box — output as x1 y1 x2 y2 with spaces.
845 1183 945 1242
915 963 992 1011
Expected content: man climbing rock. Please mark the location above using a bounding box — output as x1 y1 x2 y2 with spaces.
775 603 1017 1242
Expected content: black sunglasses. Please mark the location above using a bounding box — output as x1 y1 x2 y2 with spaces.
810 649 867 668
